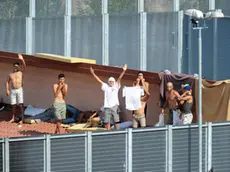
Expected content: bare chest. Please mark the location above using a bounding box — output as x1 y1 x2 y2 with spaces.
10 72 23 81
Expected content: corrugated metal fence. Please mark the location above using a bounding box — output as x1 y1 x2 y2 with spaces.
0 122 230 172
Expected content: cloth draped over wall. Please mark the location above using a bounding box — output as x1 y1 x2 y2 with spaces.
195 79 230 122
158 72 196 97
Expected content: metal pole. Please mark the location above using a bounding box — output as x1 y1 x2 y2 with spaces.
102 0 109 65
198 28 203 172
64 0 72 57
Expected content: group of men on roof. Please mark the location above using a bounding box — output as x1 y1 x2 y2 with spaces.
5 54 193 134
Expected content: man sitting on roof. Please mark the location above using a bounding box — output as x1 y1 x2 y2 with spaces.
87 106 114 128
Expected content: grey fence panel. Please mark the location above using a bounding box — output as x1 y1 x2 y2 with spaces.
36 0 65 17
9 140 44 172
71 0 102 16
109 13 140 69
216 17 230 80
50 137 85 172
0 143 2 172
132 130 166 172
147 12 178 72
71 16 102 64
179 0 209 12
172 127 206 172
0 0 29 19
144 0 173 12
212 125 230 172
92 133 126 172
0 19 26 53
33 17 64 55
108 0 138 14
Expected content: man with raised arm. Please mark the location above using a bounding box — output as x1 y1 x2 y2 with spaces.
90 64 127 130
5 54 26 124
132 77 150 128
53 74 68 134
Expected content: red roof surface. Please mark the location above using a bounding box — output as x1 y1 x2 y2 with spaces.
0 110 67 138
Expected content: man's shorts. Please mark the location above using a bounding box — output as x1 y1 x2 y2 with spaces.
10 88 24 105
104 106 119 124
53 102 66 120
133 113 146 128
182 113 193 124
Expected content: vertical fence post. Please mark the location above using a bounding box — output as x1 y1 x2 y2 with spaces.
188 16 192 74
207 123 212 171
209 0 215 10
126 128 132 172
44 135 51 172
177 10 184 73
26 0 35 55
213 18 218 80
167 125 173 172
87 132 92 172
102 0 109 65
64 0 72 57
138 0 147 71
3 139 9 172
173 0 180 11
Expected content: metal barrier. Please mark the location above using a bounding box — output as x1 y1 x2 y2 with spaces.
1 122 230 172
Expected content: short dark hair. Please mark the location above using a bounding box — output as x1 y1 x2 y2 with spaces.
138 71 143 76
58 73 65 79
13 62 20 66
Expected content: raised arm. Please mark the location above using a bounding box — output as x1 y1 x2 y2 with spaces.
5 76 11 96
18 54 26 71
90 67 103 85
53 84 64 97
117 64 127 85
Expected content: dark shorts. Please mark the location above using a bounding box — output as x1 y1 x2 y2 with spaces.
104 106 119 124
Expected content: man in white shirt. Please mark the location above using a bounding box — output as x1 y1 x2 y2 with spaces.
90 64 127 130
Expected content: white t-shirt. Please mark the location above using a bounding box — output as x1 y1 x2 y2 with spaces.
123 86 144 111
101 82 120 108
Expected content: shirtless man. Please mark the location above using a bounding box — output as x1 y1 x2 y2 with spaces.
132 78 150 128
133 72 149 102
53 74 68 134
5 54 26 124
161 82 180 125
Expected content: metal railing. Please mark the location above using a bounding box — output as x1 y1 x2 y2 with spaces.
1 122 230 172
